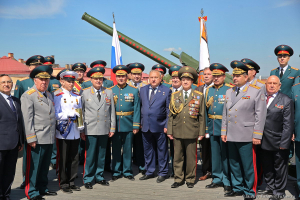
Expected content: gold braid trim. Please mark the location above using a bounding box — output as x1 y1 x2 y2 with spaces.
206 96 214 109
113 95 118 105
169 93 183 115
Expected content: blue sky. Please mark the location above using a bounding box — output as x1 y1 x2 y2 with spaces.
0 0 299 77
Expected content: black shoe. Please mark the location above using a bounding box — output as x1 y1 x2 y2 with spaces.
171 181 185 188
139 174 155 180
96 180 109 186
186 182 194 188
70 185 81 191
61 187 73 193
156 175 169 183
104 167 112 172
30 195 45 200
18 182 25 189
224 186 232 192
41 191 57 196
50 163 56 169
111 175 122 181
224 190 243 197
139 169 146 175
259 190 273 195
124 175 135 181
205 182 223 189
84 182 93 189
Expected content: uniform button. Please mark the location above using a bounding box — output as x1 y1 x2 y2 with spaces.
105 110 106 112
121 105 122 106
235 115 237 117
183 121 185 123
121 99 122 101
184 117 185 118
214 106 216 108
72 108 74 110
184 112 185 113
214 100 216 102
105 120 106 122
214 112 215 114
235 121 237 123
97 120 99 122
121 94 122 95
229 109 231 111
97 115 99 117
98 111 99 112
228 121 230 123
121 116 123 118
215 95 217 96
235 109 237 111
228 115 230 117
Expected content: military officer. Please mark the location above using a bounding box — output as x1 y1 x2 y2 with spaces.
127 63 148 174
221 61 267 199
167 66 205 188
14 55 45 190
81 67 116 189
44 56 61 93
21 65 57 200
110 65 140 181
152 64 172 88
81 60 114 89
168 65 182 177
204 64 232 193
241 58 265 187
270 45 299 98
14 55 44 99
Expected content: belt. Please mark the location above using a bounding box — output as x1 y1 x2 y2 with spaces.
116 111 134 116
208 114 222 120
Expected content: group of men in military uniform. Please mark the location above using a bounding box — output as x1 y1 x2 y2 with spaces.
8 43 300 200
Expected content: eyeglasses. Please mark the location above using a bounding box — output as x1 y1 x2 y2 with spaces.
0 81 13 84
277 55 289 58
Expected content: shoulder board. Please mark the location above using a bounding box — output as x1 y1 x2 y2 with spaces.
225 83 234 88
108 85 115 89
249 84 261 90
293 83 300 87
82 87 91 91
56 92 64 96
53 88 61 93
291 67 299 71
105 87 111 90
128 85 137 89
194 90 203 95
256 79 265 84
172 90 180 95
20 77 30 81
27 88 36 95
271 68 278 71
73 91 80 96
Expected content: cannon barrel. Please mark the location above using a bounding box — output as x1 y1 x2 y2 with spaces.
170 51 180 59
82 12 178 68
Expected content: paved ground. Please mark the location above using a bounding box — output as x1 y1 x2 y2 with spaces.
10 151 298 200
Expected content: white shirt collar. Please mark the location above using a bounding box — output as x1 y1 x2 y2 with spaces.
182 88 192 96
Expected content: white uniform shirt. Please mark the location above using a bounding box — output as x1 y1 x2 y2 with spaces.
266 92 278 108
54 88 82 140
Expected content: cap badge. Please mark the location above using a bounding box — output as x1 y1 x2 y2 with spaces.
37 56 41 59
281 45 285 48
157 64 159 67
234 62 238 65
135 63 138 66
77 63 81 66
185 67 189 70
243 59 246 62
119 66 122 69
214 64 218 67
97 68 100 70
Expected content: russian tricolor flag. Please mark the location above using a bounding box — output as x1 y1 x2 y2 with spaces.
111 22 123 85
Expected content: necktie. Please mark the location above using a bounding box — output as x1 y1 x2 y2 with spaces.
184 91 188 102
97 91 101 102
150 88 155 101
7 97 17 118
266 95 272 105
236 88 240 96
43 92 47 99
134 83 137 87
175 89 178 92
280 68 283 78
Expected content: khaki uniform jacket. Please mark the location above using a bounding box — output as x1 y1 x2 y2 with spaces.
221 83 267 142
81 86 116 135
21 85 56 144
167 89 205 139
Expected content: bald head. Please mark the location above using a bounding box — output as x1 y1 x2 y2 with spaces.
266 75 281 95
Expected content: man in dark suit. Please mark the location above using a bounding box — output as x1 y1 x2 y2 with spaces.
261 75 294 200
139 69 171 183
0 74 24 200
195 67 213 181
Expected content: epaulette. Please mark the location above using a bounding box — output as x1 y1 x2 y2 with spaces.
105 87 112 90
20 77 30 81
225 83 234 88
83 79 91 82
108 85 115 89
73 91 80 96
56 92 64 96
249 84 261 90
172 90 180 95
271 68 278 71
194 90 203 95
256 79 265 84
291 67 299 71
129 85 137 89
82 87 91 91
293 83 300 87
27 88 36 95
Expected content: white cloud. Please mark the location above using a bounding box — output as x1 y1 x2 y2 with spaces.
0 0 66 19
274 0 299 7
163 47 182 52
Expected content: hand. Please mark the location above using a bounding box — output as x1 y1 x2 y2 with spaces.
167 135 173 140
292 134 295 141
221 135 227 143
29 141 36 148
108 132 114 137
18 144 24 152
279 147 286 150
164 128 167 134
252 138 261 145
80 133 86 141
133 129 139 134
198 136 204 141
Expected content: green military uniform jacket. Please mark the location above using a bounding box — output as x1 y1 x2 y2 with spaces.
291 83 300 142
205 83 233 136
167 89 205 139
14 77 34 99
81 77 114 90
162 81 171 88
21 85 56 144
111 84 141 132
270 65 300 98
47 76 61 93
